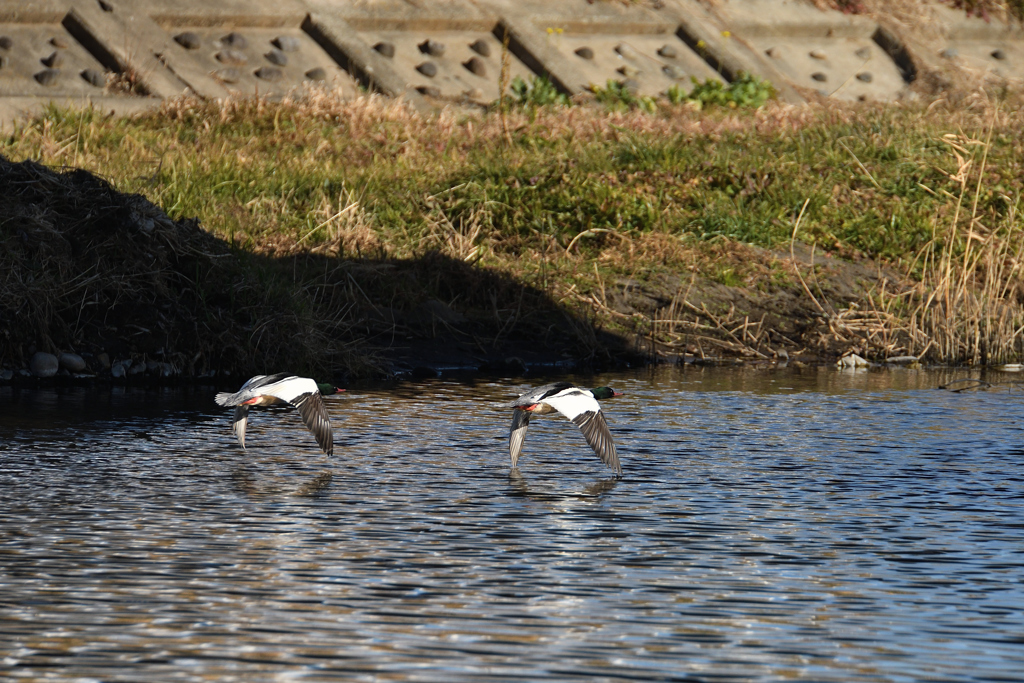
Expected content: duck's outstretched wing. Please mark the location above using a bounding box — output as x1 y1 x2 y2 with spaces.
570 410 620 475
232 406 249 449
509 409 531 468
544 389 621 476
289 390 334 456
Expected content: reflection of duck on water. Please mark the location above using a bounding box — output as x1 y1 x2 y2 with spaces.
503 382 623 476
296 471 334 497
215 374 343 455
508 469 621 500
230 466 334 498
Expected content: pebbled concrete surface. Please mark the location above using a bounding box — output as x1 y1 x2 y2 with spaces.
713 0 912 102
0 0 1022 126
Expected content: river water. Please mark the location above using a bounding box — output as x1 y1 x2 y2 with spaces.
1 366 1022 682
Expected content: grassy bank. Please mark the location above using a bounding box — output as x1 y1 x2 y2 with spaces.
2 89 1023 376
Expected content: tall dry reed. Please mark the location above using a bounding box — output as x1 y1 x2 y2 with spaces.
907 126 1024 364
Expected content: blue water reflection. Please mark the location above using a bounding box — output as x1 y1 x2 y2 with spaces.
0 366 1022 681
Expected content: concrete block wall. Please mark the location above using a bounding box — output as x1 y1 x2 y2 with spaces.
0 0 1021 126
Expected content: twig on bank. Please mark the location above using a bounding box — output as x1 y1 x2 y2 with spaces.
565 227 626 255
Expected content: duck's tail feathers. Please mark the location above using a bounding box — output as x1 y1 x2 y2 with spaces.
215 391 241 407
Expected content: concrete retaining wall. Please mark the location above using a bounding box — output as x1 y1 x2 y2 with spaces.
0 0 1020 125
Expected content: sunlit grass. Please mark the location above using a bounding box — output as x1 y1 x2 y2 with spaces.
3 88 1022 364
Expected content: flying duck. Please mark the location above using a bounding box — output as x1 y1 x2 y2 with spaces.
503 382 623 475
214 373 342 455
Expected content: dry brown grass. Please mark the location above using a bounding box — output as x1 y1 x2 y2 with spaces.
814 0 1021 24
776 113 1024 365
904 126 1024 364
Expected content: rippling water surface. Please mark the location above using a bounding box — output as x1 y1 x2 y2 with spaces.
1 366 1023 682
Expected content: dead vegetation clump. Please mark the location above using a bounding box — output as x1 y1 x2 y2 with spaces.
904 129 1024 364
757 123 1024 365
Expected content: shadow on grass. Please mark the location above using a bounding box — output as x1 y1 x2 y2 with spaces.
0 155 635 380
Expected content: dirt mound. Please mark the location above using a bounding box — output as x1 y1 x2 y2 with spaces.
0 156 276 377
0 157 629 381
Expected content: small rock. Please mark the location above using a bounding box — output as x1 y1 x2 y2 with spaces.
416 61 437 77
374 41 395 58
18 369 32 378
615 43 640 61
221 32 247 49
765 46 780 58
146 360 159 375
856 71 872 82
418 39 445 57
885 355 918 364
662 64 684 79
838 353 869 368
305 67 327 82
469 39 491 57
81 68 106 87
0 36 12 50
254 66 282 81
575 46 594 60
0 369 12 381
95 353 110 370
854 46 871 59
463 87 483 100
30 352 59 378
464 56 486 77
214 68 240 84
273 35 301 52
111 361 126 378
34 69 60 86
775 348 789 361
992 48 1007 60
158 362 174 378
416 85 441 97
129 362 146 376
622 78 640 94
174 32 201 50
0 56 7 70
811 71 827 82
216 49 247 65
809 49 827 60
41 51 63 68
264 48 287 66
50 36 68 49
98 0 114 10
618 64 640 78
940 47 958 59
657 44 677 58
59 352 87 373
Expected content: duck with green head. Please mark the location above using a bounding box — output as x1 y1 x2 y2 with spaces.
502 382 623 476
214 373 343 455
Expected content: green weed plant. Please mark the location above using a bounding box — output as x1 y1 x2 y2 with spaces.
509 75 571 108
591 80 658 113
668 73 775 109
